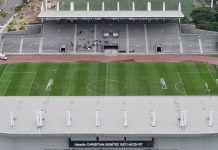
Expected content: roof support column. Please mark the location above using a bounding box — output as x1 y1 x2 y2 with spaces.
87 1 90 12
132 1 135 11
45 0 48 11
41 2 44 11
147 2 151 11
102 2 105 11
57 2 59 11
117 1 120 11
163 2 165 11
178 2 181 12
70 2 74 11
211 0 214 8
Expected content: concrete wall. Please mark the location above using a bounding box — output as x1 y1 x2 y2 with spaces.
181 24 218 35
2 24 42 37
0 135 218 150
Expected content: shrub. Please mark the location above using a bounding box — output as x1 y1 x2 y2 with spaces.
7 26 16 32
191 7 216 23
196 21 218 31
0 11 7 18
19 26 25 30
9 22 14 25
15 4 26 13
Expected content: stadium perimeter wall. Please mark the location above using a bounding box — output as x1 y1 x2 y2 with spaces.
181 24 218 35
2 25 42 37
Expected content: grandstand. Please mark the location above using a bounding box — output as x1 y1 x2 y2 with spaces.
1 0 217 55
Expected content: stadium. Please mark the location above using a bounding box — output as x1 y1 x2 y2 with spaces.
0 0 218 150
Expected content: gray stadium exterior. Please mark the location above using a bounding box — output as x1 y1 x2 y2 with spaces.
0 96 218 150
0 2 218 149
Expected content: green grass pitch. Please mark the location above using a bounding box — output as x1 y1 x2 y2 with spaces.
61 0 195 16
0 62 217 96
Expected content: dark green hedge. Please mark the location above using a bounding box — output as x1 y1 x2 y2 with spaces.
190 5 218 32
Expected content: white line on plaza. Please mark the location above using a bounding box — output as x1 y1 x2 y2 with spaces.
0 39 4 52
39 38 43 54
126 24 130 53
73 24 77 54
179 38 184 54
94 24 97 53
199 38 203 54
144 24 148 53
19 38 23 54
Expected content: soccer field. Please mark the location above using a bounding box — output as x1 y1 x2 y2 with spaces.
61 0 195 16
0 62 217 96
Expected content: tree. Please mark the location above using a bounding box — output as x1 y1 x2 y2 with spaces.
191 7 216 23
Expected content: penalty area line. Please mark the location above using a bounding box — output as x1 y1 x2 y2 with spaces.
0 80 11 96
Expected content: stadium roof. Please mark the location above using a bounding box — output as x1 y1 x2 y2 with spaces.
38 10 184 19
0 96 217 136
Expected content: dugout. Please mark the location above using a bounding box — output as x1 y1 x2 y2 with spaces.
104 43 119 51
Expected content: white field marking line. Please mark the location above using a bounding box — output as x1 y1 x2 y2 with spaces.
27 72 36 96
1 80 11 96
0 71 36 95
174 81 185 94
0 71 35 81
65 67 81 94
179 71 209 74
87 79 128 95
206 63 216 80
4 71 37 74
106 63 109 96
177 72 187 95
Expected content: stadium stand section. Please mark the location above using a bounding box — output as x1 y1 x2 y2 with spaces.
0 0 217 54
42 22 75 53
147 24 180 53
